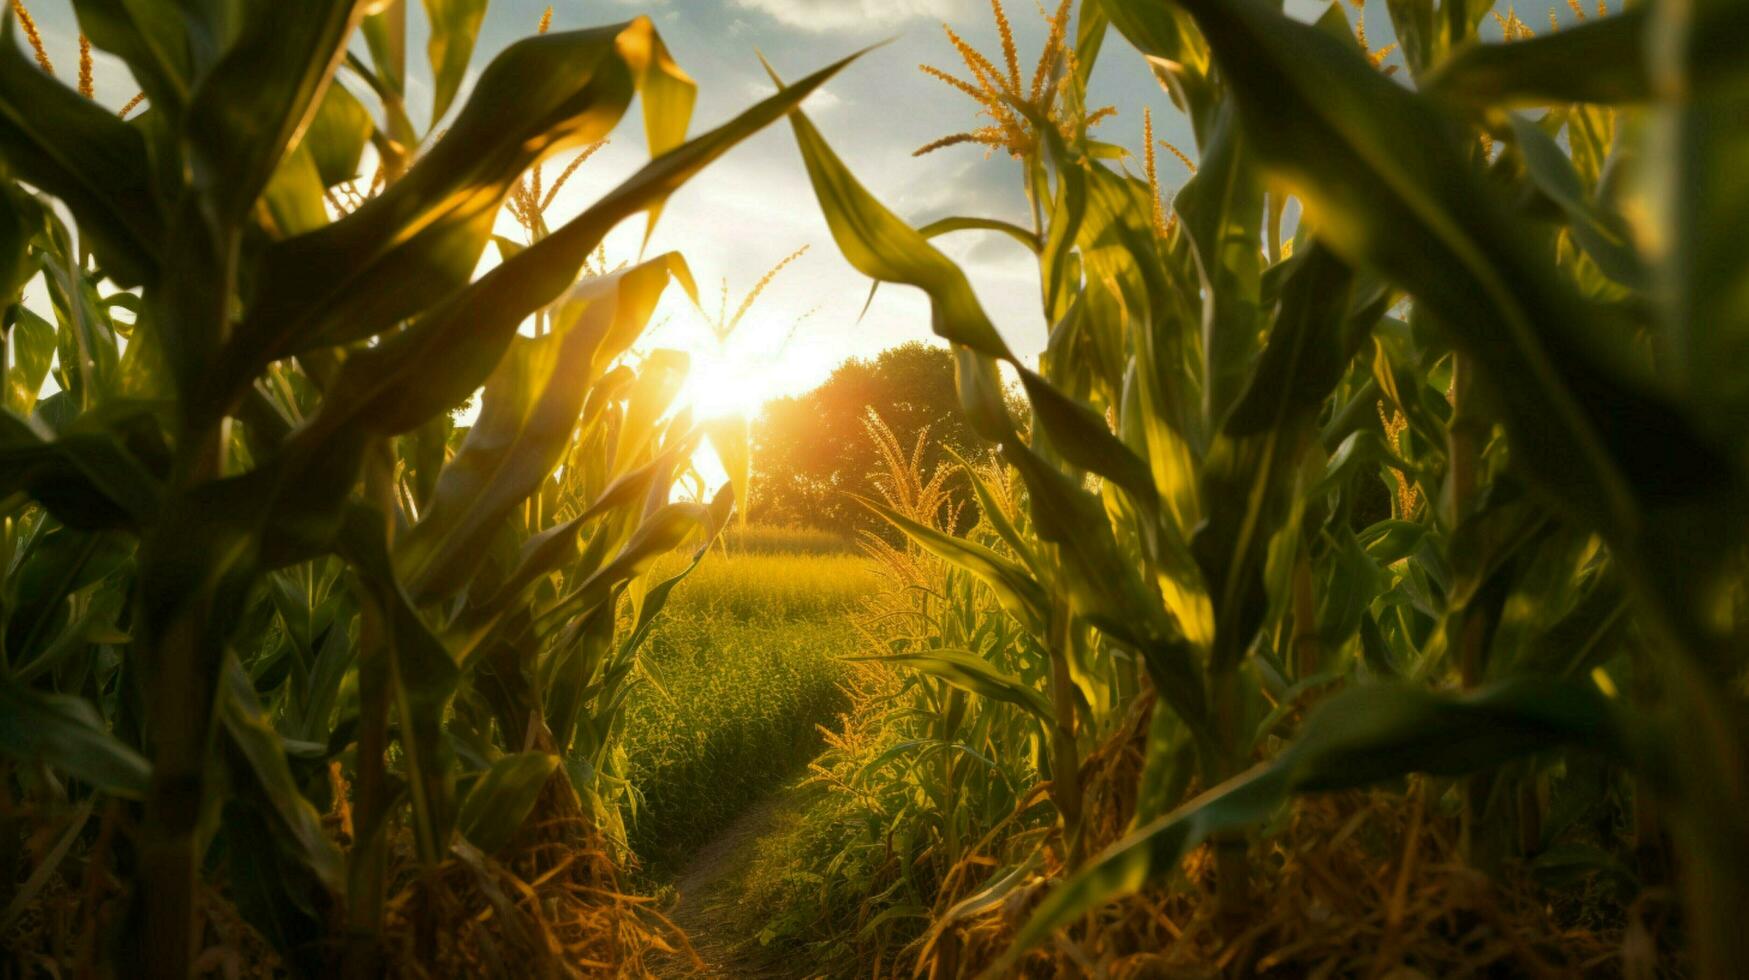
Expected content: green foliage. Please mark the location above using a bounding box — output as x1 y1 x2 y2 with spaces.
0 5 859 974
618 548 875 872
780 0 1749 975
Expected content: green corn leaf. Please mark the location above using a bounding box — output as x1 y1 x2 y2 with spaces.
778 83 1017 367
1507 115 1644 288
4 525 132 658
613 350 689 472
702 416 750 528
314 253 687 449
218 657 345 892
992 678 1626 974
460 431 704 636
396 270 676 600
303 80 374 188
918 215 1042 253
945 447 1043 580
240 21 651 363
853 649 1053 723
458 752 561 854
1652 0 1749 445
181 0 362 224
360 0 406 98
1107 0 1740 603
339 506 461 864
0 672 151 798
423 0 488 126
0 17 160 285
69 0 194 117
536 501 720 641
1016 366 1157 511
5 305 54 413
260 144 331 237
1194 244 1359 672
1426 9 1650 108
0 410 161 530
858 495 1047 629
292 619 355 743
613 485 733 661
544 599 616 756
1174 101 1264 431
0 182 39 303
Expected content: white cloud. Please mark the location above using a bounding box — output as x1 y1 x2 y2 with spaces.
734 0 966 32
745 78 843 111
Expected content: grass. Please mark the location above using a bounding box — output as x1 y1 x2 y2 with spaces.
619 540 880 874
719 523 855 556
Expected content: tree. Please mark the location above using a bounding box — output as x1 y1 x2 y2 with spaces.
750 342 1005 535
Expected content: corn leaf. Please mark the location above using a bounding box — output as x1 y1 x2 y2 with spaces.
423 0 487 125
458 752 560 854
0 18 160 285
857 649 1053 723
182 0 362 224
1424 9 1650 107
0 673 151 798
994 678 1626 974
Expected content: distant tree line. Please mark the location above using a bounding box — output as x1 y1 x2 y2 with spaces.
747 342 1018 537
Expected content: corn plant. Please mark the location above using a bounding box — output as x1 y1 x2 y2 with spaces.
779 0 1747 975
0 3 857 974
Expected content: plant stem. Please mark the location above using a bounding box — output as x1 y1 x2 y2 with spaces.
1047 601 1084 869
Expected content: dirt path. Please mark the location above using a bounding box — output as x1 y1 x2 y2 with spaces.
651 790 798 978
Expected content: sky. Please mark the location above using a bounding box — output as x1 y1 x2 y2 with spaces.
22 0 1206 417
18 0 1533 421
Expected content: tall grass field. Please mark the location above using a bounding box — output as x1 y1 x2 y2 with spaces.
620 546 878 873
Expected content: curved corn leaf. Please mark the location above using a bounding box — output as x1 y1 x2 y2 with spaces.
702 416 750 527
219 657 345 892
857 215 1043 318
423 0 488 125
1652 0 1749 446
614 484 734 660
1105 0 1740 606
1506 115 1644 288
459 430 705 639
0 18 160 285
304 80 374 187
777 76 1016 367
779 78 1206 730
0 673 151 798
397 257 682 600
0 411 161 529
536 500 720 639
1194 244 1359 672
1424 9 1649 108
855 648 1053 723
240 20 653 362
1016 365 1156 510
458 752 560 854
918 216 1043 253
992 678 1626 974
182 0 362 224
1174 100 1263 430
5 306 55 414
339 506 460 864
858 495 1047 628
4 525 131 658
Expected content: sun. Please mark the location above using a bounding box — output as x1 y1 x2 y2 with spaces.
674 345 776 421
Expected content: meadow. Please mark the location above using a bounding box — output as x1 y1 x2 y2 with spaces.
620 541 877 873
